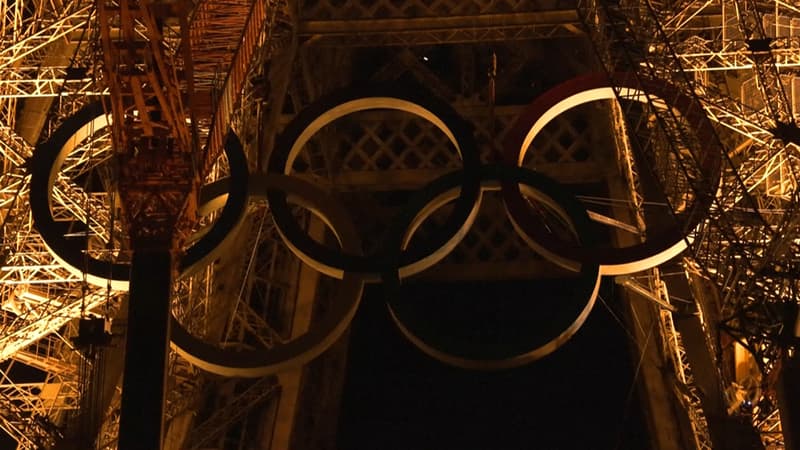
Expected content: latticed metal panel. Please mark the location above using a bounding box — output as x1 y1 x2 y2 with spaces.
576 0 800 446
287 95 610 279
299 0 566 20
439 191 546 265
293 106 602 177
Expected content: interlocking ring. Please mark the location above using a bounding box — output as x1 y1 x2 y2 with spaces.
502 72 722 275
31 110 364 378
34 75 720 374
266 79 717 368
172 174 365 377
266 86 482 281
29 102 250 290
384 164 601 370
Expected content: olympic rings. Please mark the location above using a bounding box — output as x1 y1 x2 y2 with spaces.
385 164 602 370
29 102 251 290
32 75 721 374
266 86 482 281
503 72 721 275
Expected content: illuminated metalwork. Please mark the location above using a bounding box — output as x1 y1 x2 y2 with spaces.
577 0 800 446
657 275 715 450
0 0 286 445
1 0 799 447
185 377 279 450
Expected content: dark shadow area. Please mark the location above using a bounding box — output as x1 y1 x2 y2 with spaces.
337 279 651 450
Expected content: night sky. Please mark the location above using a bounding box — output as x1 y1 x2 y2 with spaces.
337 280 651 450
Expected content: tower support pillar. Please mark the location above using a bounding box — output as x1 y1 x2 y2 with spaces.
117 249 174 450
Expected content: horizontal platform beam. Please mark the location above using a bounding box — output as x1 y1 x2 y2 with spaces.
299 11 583 46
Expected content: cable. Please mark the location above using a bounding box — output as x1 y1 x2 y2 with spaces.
598 293 638 344
222 205 267 343
576 194 671 208
613 317 656 450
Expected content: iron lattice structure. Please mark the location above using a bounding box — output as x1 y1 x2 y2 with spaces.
0 0 796 448
580 0 800 446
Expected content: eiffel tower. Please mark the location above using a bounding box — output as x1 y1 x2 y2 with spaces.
0 0 797 449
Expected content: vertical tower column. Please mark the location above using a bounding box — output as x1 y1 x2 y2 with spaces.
114 145 198 450
117 249 174 450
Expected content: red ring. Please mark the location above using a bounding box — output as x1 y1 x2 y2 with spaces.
502 72 721 275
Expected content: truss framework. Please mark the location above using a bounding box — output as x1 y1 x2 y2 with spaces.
579 0 800 446
2 0 799 448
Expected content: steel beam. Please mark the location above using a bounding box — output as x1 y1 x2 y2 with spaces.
117 250 173 450
299 11 583 46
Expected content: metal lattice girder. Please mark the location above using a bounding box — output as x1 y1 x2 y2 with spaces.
650 0 800 70
157 203 300 450
0 125 121 372
227 301 286 349
51 179 112 242
0 288 120 362
11 336 81 378
757 408 785 448
0 244 84 286
0 326 85 450
727 0 794 124
0 387 60 449
1 120 115 247
581 0 774 312
658 0 800 367
198 0 291 179
0 125 32 166
0 0 93 130
5 0 794 448
165 355 204 421
292 104 606 187
299 0 571 20
646 0 800 198
0 67 100 99
96 0 192 157
188 0 254 87
0 381 80 414
186 377 279 450
282 84 614 281
298 11 585 46
200 203 300 350
0 2 91 71
580 0 800 446
96 388 121 450
0 0 294 448
675 41 800 72
658 286 715 450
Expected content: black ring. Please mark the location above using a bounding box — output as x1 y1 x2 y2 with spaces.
29 102 250 287
266 85 481 279
385 164 602 369
171 174 365 378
